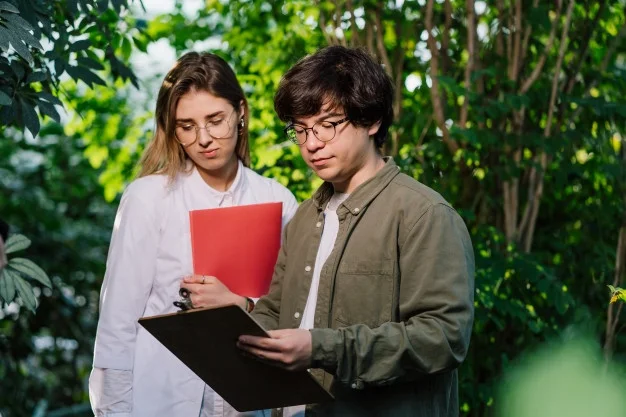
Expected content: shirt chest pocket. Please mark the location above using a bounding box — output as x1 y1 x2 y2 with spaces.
332 259 395 329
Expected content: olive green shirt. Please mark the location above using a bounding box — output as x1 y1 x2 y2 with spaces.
253 158 475 417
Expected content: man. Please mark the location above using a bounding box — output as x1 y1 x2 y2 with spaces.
238 46 475 417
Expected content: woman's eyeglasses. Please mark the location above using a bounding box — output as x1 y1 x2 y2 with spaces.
175 110 237 146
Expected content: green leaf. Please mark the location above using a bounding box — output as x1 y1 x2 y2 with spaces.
20 99 40 136
121 36 132 59
0 89 10 105
1 11 33 31
10 58 25 80
26 71 47 83
0 1 19 13
37 100 60 122
4 234 31 254
0 268 17 304
3 25 33 64
13 274 37 312
37 91 62 106
77 56 104 70
69 39 91 52
111 0 123 13
0 25 10 51
97 0 109 13
7 257 52 288
0 100 15 124
4 23 41 50
66 65 106 87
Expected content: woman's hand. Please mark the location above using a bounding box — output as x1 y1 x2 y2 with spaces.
180 275 246 309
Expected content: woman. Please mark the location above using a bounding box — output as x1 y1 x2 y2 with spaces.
89 52 298 417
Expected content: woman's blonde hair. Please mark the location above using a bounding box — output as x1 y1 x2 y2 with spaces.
138 52 250 179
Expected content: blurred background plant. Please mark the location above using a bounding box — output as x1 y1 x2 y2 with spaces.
0 0 625 416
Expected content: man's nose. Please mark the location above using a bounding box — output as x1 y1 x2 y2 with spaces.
304 130 325 152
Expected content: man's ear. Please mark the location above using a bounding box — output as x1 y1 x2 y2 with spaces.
368 120 382 136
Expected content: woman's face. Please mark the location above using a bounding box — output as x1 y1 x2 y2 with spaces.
175 89 241 183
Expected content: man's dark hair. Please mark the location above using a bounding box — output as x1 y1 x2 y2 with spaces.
274 46 394 148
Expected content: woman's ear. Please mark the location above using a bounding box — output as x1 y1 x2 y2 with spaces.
239 100 245 118
368 120 382 136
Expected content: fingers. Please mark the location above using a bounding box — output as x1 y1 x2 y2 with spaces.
238 335 283 352
267 329 293 339
237 338 303 370
182 274 218 285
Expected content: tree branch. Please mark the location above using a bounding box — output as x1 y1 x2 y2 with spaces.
563 0 606 95
521 0 575 252
508 0 523 82
605 222 626 363
373 4 393 78
392 18 405 118
365 16 375 55
519 0 563 94
346 0 361 46
460 0 476 127
442 0 452 74
319 7 337 45
496 0 505 57
520 0 540 67
333 0 347 46
426 0 459 156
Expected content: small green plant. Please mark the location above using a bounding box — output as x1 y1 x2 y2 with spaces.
0 234 51 312
608 285 626 305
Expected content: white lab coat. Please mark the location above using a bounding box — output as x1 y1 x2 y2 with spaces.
90 161 298 417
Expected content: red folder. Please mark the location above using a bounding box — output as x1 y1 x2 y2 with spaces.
189 202 283 298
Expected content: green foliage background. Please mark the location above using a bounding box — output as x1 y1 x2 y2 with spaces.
0 0 625 416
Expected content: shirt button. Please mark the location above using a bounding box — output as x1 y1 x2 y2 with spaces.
316 221 322 228
305 265 312 272
353 207 360 214
294 312 300 319
351 383 357 389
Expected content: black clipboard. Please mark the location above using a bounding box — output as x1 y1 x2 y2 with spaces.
138 304 333 411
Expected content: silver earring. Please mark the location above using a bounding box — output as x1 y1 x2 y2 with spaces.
239 118 245 128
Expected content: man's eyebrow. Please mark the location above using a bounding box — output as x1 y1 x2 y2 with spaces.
293 112 344 125
176 111 225 123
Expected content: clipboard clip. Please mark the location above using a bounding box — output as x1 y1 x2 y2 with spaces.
173 287 193 311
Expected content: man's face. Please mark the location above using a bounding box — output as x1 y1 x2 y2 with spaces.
293 106 381 194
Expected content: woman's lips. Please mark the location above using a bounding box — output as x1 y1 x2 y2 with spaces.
201 149 218 158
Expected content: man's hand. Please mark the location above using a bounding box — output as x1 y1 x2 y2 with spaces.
237 329 312 371
180 275 245 309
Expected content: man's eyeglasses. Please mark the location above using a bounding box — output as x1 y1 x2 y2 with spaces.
175 110 237 146
284 117 349 145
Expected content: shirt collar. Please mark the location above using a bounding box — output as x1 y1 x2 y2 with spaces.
312 156 400 213
191 159 246 206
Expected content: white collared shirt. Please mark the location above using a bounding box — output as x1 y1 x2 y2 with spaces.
89 160 298 417
284 192 349 417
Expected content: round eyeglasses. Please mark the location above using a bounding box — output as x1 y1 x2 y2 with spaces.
175 110 237 146
284 117 349 145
